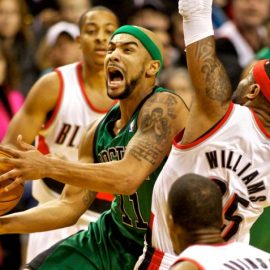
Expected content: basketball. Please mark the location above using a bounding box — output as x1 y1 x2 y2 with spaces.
0 151 24 216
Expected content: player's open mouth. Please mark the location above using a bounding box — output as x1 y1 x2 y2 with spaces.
107 67 125 89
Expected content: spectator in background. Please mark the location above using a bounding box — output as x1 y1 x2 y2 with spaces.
128 3 170 32
25 0 58 17
35 21 81 76
215 0 270 73
0 43 23 142
170 12 187 67
57 0 91 25
92 0 171 25
0 0 39 96
0 42 24 270
30 0 91 54
153 30 177 71
209 0 270 91
159 67 193 110
256 19 270 59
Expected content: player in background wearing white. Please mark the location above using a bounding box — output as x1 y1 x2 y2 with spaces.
2 6 119 262
135 0 270 268
167 173 270 270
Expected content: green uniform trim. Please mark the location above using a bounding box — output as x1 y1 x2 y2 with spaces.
38 86 172 270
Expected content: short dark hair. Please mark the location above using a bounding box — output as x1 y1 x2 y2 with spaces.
78 6 119 30
168 173 223 231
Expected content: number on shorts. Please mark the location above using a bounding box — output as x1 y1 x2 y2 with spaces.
119 194 148 229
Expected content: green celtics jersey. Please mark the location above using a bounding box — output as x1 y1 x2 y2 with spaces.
94 87 169 246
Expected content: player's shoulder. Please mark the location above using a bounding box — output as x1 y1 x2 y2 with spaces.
152 86 190 110
24 70 63 112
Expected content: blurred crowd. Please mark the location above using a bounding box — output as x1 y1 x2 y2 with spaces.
0 0 269 269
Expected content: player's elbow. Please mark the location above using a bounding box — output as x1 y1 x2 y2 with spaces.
116 171 144 195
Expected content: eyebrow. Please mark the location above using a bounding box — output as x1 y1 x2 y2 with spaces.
85 22 116 27
109 41 139 47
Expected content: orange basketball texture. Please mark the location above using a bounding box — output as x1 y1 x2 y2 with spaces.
0 151 24 216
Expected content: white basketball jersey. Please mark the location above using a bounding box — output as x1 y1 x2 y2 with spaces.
152 103 270 253
36 62 110 160
172 242 270 270
27 63 117 262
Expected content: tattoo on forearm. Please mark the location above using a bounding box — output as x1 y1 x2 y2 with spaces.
130 93 178 165
130 138 162 165
195 38 231 102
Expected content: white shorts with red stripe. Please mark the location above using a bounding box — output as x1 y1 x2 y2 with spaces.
134 245 177 270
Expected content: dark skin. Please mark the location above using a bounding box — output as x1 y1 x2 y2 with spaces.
182 36 270 146
168 6 270 269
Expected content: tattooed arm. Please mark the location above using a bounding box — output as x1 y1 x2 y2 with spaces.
181 39 232 144
0 92 188 195
187 37 231 113
48 91 188 194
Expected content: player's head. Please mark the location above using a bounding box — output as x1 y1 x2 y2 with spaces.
232 59 270 107
77 6 119 68
105 25 164 99
167 173 223 254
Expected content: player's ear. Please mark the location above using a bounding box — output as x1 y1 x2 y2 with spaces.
247 83 260 100
146 60 160 77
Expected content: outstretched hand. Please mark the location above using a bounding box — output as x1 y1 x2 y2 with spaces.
0 135 48 193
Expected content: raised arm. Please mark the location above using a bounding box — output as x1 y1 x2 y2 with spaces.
179 0 232 142
0 122 98 234
0 91 188 195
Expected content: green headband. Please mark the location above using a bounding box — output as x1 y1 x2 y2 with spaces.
111 25 163 72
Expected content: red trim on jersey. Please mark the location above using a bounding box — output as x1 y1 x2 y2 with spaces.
37 135 50 154
77 63 117 113
253 59 270 102
96 192 114 202
173 102 234 149
251 110 270 139
42 69 64 130
149 212 154 230
148 249 164 270
172 257 205 270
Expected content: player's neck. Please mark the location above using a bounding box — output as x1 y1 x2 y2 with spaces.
118 84 155 123
81 64 106 90
253 107 270 133
190 229 224 245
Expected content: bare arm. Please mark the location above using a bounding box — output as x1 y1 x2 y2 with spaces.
2 72 60 147
0 123 98 234
179 0 233 143
0 186 93 234
0 92 188 195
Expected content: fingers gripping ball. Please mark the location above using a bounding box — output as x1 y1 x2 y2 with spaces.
0 151 24 216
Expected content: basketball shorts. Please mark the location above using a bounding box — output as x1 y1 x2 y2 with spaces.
25 210 143 270
134 245 176 270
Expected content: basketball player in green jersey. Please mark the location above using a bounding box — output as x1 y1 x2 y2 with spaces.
0 25 190 269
